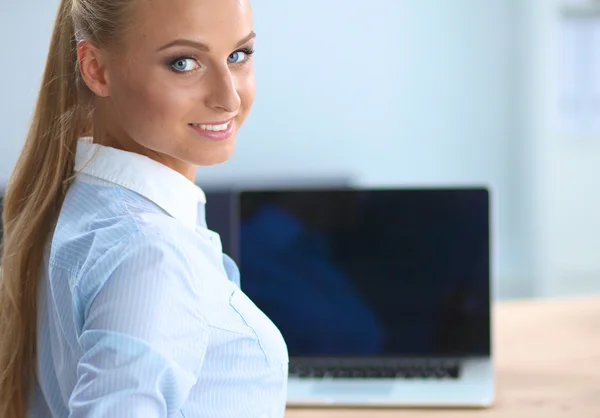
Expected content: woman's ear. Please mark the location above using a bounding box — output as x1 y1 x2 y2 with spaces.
77 40 110 98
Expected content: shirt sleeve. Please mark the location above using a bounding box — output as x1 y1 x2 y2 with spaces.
69 231 209 418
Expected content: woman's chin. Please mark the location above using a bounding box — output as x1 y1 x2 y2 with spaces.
191 143 236 167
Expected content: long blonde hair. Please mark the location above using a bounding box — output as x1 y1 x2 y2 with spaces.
0 0 135 415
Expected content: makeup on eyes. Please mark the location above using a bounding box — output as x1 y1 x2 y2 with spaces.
165 45 255 74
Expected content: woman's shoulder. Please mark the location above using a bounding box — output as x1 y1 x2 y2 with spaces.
60 177 166 227
50 179 202 277
50 211 211 321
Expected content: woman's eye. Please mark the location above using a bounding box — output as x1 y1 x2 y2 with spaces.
228 51 248 64
170 58 199 73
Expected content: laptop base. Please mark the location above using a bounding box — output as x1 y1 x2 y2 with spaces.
286 358 494 408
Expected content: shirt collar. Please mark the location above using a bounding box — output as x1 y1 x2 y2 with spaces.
74 137 206 229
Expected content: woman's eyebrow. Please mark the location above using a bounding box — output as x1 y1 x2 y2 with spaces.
157 31 256 52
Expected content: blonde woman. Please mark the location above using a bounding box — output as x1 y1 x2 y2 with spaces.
0 0 289 416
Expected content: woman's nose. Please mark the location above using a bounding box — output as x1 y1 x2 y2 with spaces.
204 67 241 114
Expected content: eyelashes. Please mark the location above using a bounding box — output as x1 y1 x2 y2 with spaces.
234 47 255 58
169 56 199 73
168 47 255 74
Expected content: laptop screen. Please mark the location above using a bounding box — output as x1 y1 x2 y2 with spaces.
237 188 491 359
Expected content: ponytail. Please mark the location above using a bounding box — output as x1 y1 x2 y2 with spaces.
0 0 89 415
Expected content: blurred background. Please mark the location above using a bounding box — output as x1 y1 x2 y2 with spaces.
1 0 599 301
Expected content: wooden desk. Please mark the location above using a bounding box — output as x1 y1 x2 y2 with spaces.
285 295 600 417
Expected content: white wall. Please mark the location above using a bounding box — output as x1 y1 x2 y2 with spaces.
0 0 528 297
521 0 600 297
0 0 59 185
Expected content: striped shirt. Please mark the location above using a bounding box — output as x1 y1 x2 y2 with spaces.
28 137 289 418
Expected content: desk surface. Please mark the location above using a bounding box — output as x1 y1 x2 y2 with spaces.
285 295 600 418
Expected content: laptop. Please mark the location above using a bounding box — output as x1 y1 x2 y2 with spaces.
234 187 494 408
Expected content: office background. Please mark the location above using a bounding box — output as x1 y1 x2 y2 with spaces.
1 0 598 301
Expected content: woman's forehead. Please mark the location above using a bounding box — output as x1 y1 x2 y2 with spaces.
130 0 253 48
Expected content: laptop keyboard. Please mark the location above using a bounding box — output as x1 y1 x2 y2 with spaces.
289 359 460 379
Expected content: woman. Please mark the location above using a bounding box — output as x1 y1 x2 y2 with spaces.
0 0 289 416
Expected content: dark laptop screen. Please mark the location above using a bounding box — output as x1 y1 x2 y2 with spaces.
237 188 491 358
204 190 236 258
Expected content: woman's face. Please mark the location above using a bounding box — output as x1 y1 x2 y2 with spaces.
88 0 255 180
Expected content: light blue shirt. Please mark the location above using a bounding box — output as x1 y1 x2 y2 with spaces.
28 138 288 418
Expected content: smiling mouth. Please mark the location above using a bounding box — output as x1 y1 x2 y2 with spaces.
189 120 232 132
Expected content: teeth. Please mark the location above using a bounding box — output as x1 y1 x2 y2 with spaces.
191 122 230 131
